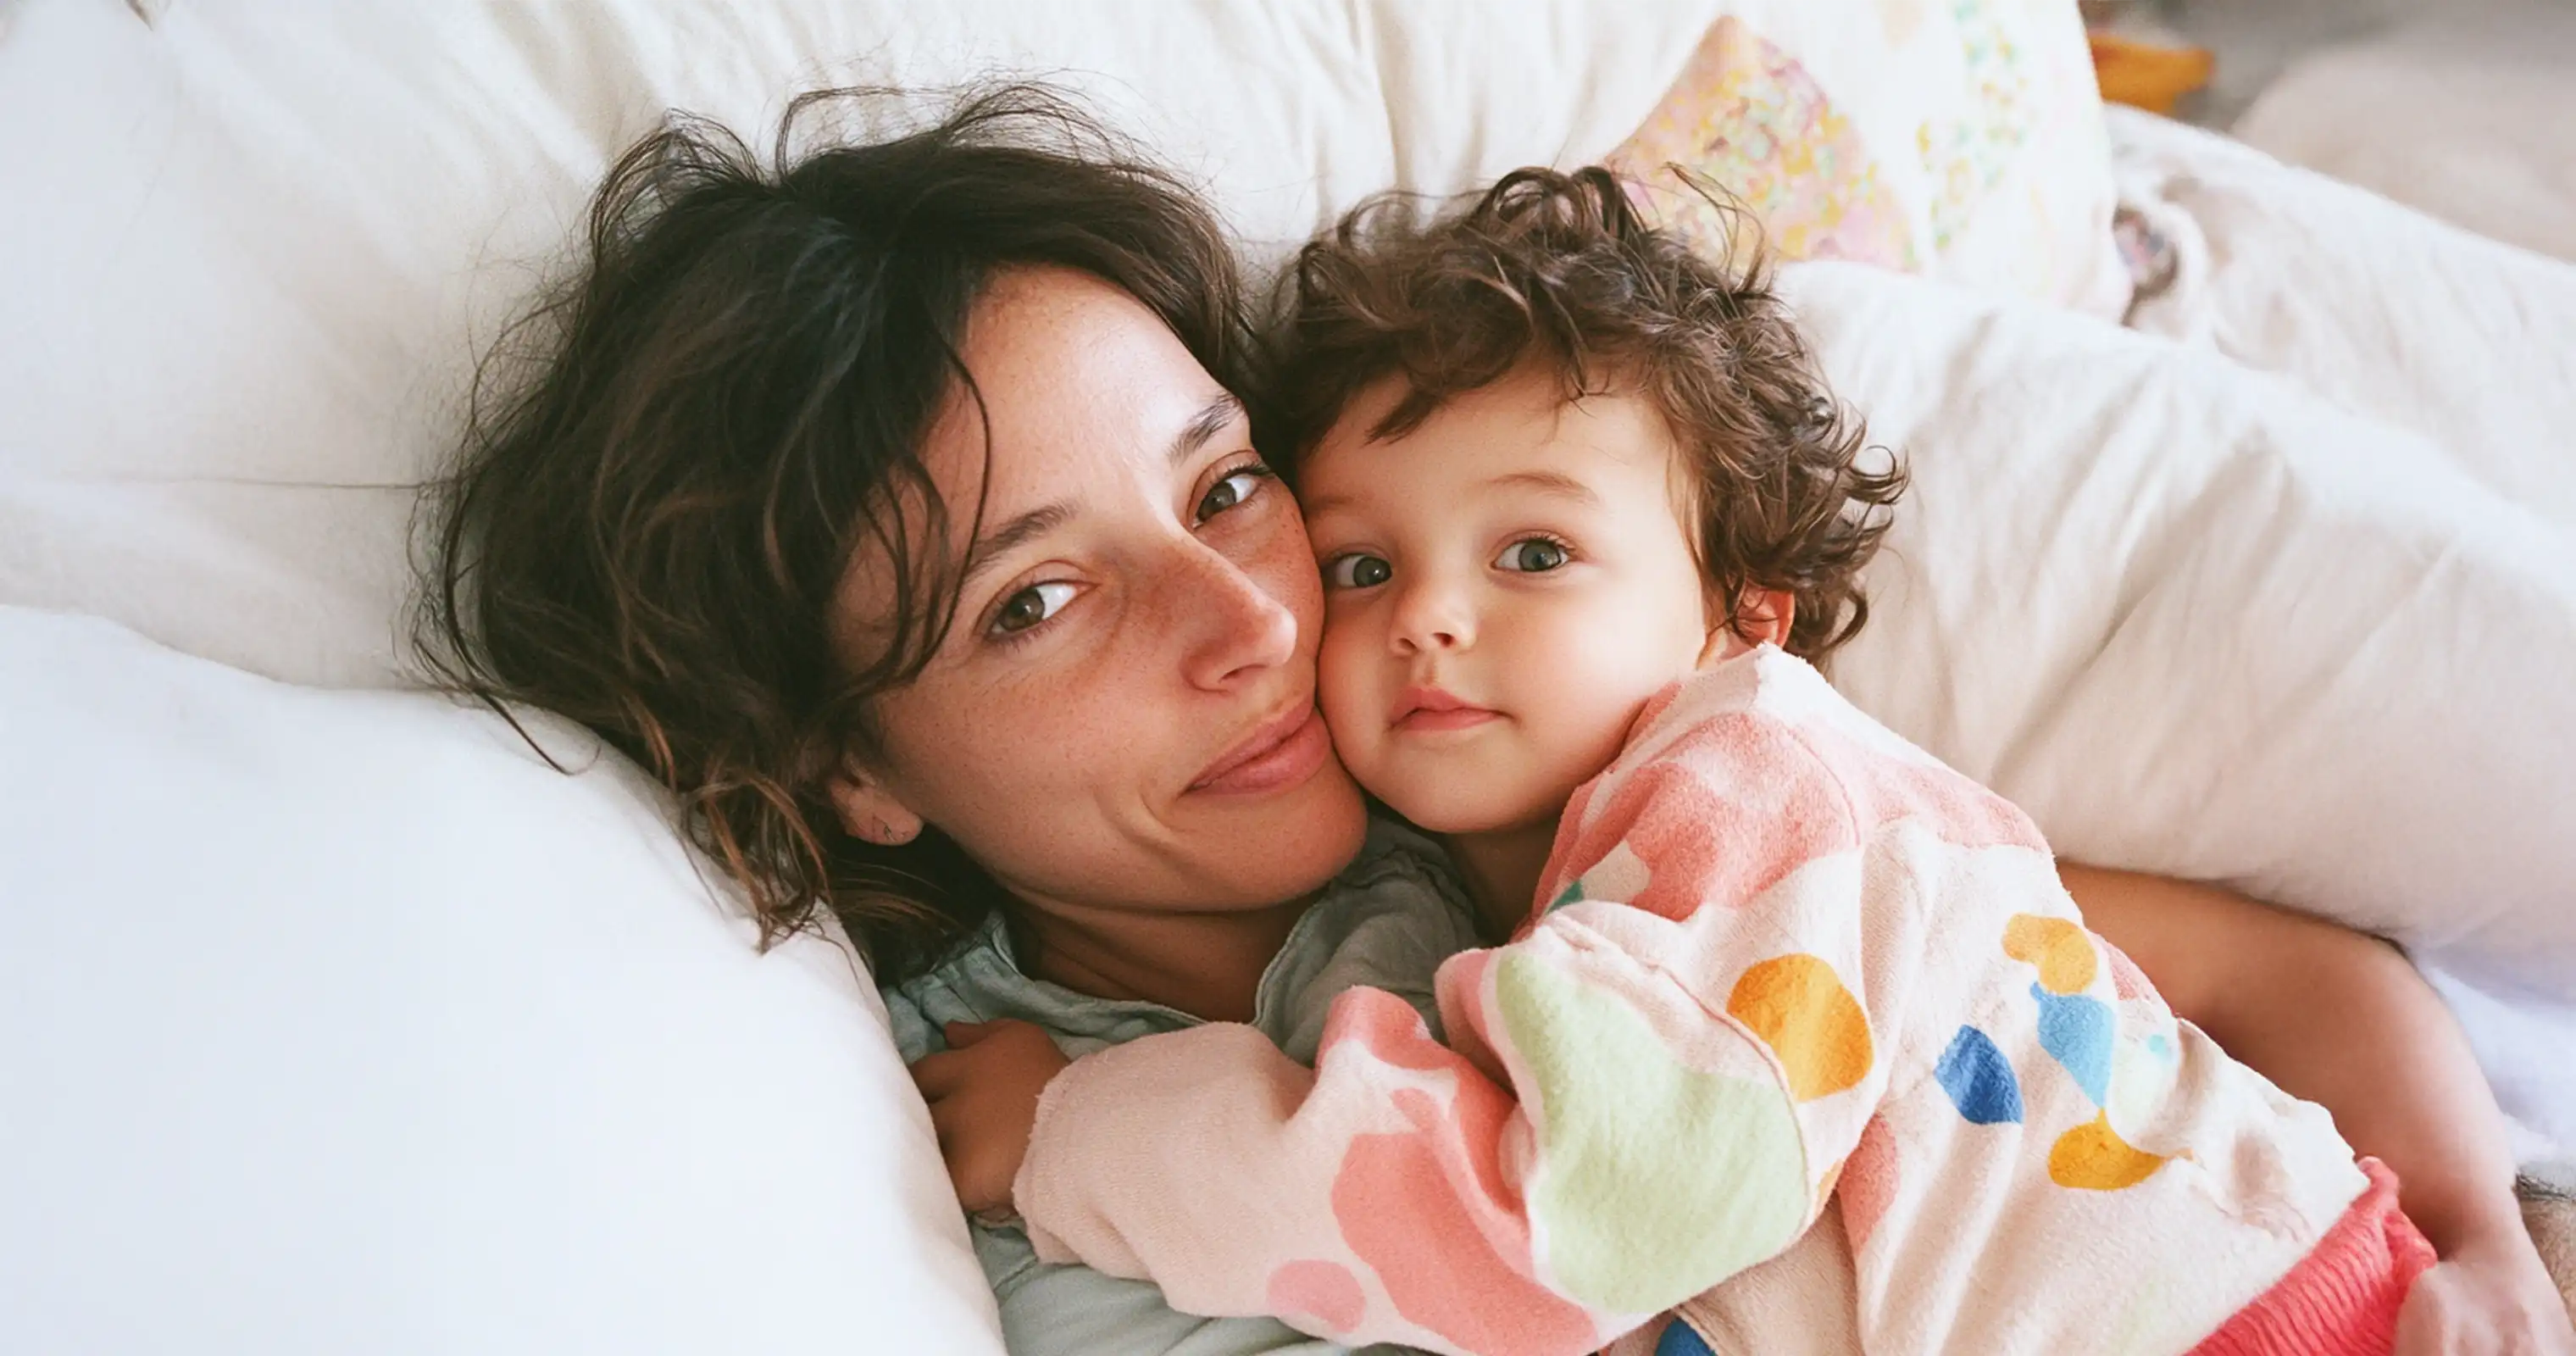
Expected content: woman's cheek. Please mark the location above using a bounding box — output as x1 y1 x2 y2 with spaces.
1248 503 1326 638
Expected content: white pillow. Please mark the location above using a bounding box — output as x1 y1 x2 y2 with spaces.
1787 262 2576 1142
0 0 1718 687
2107 107 2576 534
0 606 1003 1355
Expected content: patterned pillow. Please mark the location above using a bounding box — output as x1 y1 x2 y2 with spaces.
1607 2 2129 318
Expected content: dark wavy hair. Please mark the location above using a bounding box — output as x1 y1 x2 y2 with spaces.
416 86 1257 981
1262 165 1905 662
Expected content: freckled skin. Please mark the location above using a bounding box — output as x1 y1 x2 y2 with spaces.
830 268 1368 1000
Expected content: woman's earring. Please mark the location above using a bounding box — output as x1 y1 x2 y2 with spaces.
827 764 923 848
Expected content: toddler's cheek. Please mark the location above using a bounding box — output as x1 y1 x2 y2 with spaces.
1313 655 1380 775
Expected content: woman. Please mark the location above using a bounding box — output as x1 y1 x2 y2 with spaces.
422 86 2568 1354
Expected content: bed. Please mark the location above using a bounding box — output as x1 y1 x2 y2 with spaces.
2 1 2568 1349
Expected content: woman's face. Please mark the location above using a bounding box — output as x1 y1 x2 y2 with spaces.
830 266 1368 922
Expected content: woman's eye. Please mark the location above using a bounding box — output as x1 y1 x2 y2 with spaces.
1195 466 1271 524
1496 538 1570 573
990 581 1078 636
1324 553 1392 590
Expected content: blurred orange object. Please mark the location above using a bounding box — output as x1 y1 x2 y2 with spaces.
2090 32 2215 115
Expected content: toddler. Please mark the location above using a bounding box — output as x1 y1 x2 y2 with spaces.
935 168 2433 1356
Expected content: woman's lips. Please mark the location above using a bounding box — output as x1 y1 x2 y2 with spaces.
1190 703 1330 795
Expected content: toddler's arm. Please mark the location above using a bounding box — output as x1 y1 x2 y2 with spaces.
1007 658 1994 1356
1008 945 1823 1354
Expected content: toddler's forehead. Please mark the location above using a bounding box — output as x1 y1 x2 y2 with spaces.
1299 367 1693 505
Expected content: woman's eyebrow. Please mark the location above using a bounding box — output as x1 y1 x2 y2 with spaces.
1169 391 1246 465
959 502 1073 591
956 394 1244 592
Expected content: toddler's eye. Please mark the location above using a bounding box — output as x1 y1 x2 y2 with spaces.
1324 553 1392 590
1195 466 1271 524
1496 538 1570 573
991 581 1078 636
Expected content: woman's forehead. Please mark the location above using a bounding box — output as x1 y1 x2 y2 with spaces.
830 267 1241 649
935 266 1232 495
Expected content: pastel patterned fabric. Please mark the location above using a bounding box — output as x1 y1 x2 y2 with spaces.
1605 1 2132 319
1013 647 2393 1356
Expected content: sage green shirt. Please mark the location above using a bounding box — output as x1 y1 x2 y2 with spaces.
884 821 1480 1356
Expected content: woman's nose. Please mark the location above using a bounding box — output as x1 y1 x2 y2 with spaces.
1174 542 1301 692
1390 572 1474 654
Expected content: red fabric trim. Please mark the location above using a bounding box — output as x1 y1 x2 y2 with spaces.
2189 1158 2438 1356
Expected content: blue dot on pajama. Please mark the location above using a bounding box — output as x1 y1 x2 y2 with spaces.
1549 879 1585 913
1933 1025 2023 1125
2031 982 2114 1106
1655 1314 1718 1356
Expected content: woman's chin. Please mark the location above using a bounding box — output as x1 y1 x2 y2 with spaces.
1132 749 1373 910
1213 759 1371 899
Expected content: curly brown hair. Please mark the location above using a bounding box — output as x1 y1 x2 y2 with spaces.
416 86 1258 981
1260 165 1905 662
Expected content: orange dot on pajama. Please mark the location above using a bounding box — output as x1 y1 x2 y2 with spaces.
1726 953 1872 1101
2047 1110 2167 1191
2003 914 2097 995
1266 1259 1364 1336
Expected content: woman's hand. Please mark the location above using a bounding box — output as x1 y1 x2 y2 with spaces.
2062 864 2575 1353
2396 1229 2575 1355
911 1019 1070 1214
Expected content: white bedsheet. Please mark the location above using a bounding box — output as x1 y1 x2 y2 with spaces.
2233 8 2576 267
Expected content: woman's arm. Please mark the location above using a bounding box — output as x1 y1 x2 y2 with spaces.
2062 864 2573 1350
2061 864 2517 1253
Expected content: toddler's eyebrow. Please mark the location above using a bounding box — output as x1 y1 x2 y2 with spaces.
1485 469 1600 504
1300 468 1600 519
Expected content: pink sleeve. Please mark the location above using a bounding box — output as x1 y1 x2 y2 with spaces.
1011 931 1819 1356
1007 662 1958 1356
1004 654 2029 1350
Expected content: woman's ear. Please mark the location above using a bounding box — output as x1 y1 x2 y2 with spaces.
1731 588 1797 650
826 762 924 848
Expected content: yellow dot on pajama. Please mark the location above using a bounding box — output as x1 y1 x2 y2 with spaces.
2004 914 2098 995
1726 953 1872 1102
2048 1110 2168 1191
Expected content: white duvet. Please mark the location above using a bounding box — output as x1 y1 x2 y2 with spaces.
3 3 2572 1353
2104 105 2576 1163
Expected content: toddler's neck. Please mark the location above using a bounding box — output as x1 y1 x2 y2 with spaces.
1441 818 1563 942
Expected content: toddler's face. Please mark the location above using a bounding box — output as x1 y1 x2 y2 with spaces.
1300 368 1715 836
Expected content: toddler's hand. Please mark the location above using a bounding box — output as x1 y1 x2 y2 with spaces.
910 1019 1069 1215
2394 1230 2575 1356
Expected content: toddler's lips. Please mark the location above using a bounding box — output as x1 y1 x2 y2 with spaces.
1396 705 1501 733
1391 685 1501 734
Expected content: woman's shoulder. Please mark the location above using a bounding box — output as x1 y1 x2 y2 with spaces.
1258 819 1483 1063
1313 818 1484 952
1335 817 1468 898
878 913 1017 1062
880 818 1478 1065
879 912 1196 1063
